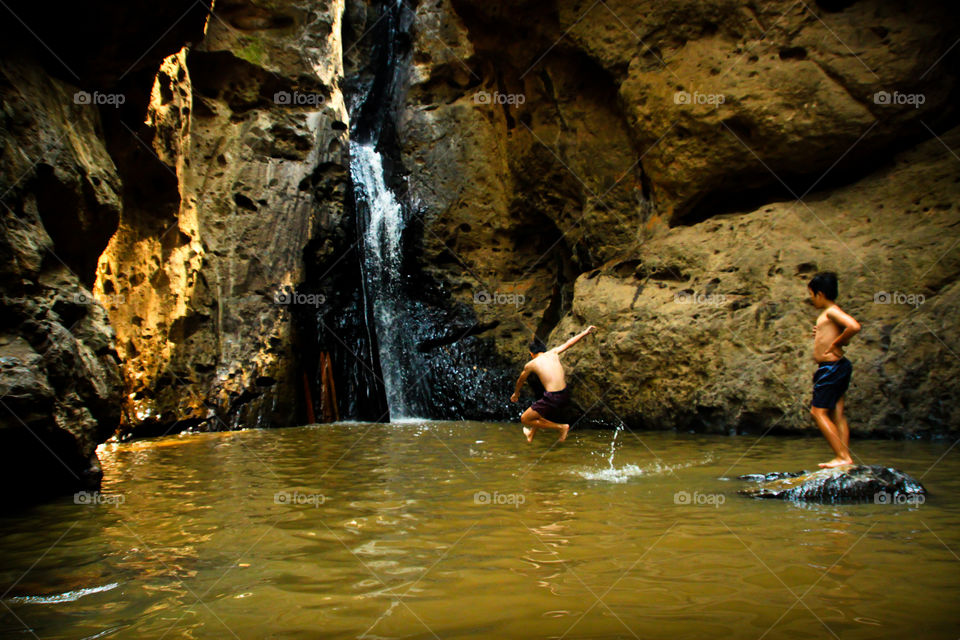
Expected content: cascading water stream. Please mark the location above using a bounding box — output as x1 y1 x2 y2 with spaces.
349 142 413 418
335 0 514 422
344 0 422 421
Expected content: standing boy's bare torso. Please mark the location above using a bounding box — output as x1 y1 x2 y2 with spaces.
813 307 844 363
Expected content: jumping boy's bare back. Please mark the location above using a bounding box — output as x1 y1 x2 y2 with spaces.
524 351 566 392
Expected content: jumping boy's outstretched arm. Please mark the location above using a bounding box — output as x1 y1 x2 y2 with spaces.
826 307 861 354
510 362 533 403
553 325 597 354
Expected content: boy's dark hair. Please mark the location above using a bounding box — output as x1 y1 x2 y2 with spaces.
808 271 839 301
529 337 547 353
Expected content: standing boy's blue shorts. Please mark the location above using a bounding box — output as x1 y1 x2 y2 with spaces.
812 358 852 409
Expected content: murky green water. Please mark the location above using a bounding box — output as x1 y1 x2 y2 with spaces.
2 422 958 639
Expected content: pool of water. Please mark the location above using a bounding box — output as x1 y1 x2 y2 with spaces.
1 422 958 639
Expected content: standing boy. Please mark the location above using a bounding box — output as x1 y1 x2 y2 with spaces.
510 326 597 443
808 272 861 468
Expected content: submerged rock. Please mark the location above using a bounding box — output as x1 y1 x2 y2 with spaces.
738 465 927 504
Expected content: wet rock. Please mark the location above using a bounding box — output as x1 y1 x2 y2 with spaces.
738 465 927 503
737 471 806 483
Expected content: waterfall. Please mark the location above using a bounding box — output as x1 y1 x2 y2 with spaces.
349 141 414 419
343 0 423 421
329 0 511 422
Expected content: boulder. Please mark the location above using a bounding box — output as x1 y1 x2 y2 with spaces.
551 128 960 437
738 464 927 503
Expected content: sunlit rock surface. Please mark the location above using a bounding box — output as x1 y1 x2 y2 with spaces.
94 0 350 436
0 0 208 504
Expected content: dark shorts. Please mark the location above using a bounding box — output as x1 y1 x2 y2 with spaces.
530 387 571 423
812 358 852 410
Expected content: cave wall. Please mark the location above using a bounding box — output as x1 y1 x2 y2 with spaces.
0 0 351 506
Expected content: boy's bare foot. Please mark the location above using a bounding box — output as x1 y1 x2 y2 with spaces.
818 458 853 469
523 426 536 443
557 424 570 442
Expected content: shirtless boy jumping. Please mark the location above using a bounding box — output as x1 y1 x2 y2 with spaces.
510 326 597 443
808 272 861 468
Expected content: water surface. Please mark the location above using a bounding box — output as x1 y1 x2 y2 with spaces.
2 422 958 639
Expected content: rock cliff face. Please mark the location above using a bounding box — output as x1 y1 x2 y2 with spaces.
0 0 349 504
0 61 123 505
393 0 960 436
95 0 350 436
551 130 960 436
0 0 210 504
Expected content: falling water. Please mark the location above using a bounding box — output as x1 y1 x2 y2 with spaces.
341 0 513 422
350 141 414 419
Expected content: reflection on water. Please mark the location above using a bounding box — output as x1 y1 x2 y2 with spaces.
1 422 958 639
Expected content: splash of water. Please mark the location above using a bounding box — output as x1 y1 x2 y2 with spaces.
606 423 623 470
578 463 646 484
575 454 715 484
